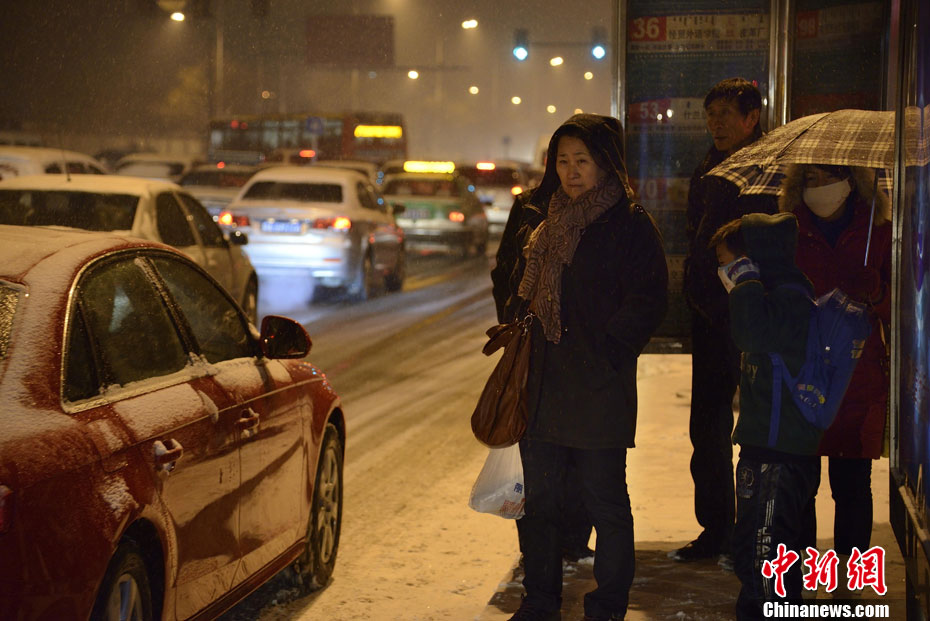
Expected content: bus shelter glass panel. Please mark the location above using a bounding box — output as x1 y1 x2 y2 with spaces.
894 4 930 542
624 0 770 341
790 0 886 118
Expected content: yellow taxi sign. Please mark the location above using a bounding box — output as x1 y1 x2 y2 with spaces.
354 125 404 139
476 162 496 170
403 160 455 174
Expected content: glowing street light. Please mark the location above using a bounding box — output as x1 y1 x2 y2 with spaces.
468 86 479 95
549 56 564 67
584 71 594 80
408 70 419 80
462 19 478 29
511 96 522 105
170 11 185 21
547 105 557 114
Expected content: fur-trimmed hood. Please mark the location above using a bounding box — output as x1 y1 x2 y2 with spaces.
778 164 890 225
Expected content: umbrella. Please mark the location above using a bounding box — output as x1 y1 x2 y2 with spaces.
705 107 927 196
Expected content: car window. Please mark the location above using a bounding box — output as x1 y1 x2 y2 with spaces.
0 189 138 231
66 256 189 396
45 163 61 173
179 170 253 187
179 193 226 247
383 178 459 197
150 256 253 364
88 164 106 175
357 182 377 210
242 181 343 202
156 192 196 246
66 162 85 174
456 167 522 186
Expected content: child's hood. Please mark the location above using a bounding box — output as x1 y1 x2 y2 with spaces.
741 212 812 290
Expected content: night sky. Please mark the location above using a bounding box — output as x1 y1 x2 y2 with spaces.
0 0 615 161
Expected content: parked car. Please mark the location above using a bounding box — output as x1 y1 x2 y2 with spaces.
0 146 108 180
382 171 489 256
114 153 197 182
0 174 259 323
455 161 527 235
223 166 406 302
0 224 344 621
178 163 260 219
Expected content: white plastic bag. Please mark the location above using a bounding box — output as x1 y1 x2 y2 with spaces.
468 443 525 519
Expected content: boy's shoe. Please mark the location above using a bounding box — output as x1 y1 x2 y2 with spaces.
508 597 561 620
669 533 724 562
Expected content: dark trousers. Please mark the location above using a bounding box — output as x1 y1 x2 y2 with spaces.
733 456 820 620
804 457 873 555
518 436 634 618
689 311 740 548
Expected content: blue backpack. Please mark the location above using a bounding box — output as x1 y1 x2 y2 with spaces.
767 287 872 447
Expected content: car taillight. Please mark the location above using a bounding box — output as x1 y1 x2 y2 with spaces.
312 217 352 231
0 485 13 534
511 185 523 195
448 211 465 223
218 211 250 227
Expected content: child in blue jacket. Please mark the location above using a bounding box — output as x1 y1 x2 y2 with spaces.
710 212 824 620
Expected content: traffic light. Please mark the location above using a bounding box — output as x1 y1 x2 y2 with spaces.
591 26 607 59
513 29 529 61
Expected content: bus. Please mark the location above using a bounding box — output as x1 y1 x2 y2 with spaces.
207 111 407 166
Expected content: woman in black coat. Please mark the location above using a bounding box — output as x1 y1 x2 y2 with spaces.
506 114 668 620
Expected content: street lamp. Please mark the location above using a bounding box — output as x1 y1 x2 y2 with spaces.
170 12 185 21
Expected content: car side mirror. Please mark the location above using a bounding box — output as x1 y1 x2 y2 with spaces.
260 315 312 358
228 230 249 245
389 202 405 216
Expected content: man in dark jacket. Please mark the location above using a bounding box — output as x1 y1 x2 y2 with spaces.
674 78 777 564
710 212 822 619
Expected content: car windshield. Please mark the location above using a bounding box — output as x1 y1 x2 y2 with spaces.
0 189 138 231
383 178 460 197
179 170 253 188
242 181 343 202
456 167 521 186
0 281 21 363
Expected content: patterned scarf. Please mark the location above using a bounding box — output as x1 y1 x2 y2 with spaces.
518 176 624 343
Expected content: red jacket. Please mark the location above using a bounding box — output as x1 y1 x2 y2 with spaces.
791 198 891 458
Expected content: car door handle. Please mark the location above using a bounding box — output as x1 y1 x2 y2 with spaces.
154 439 184 473
236 409 260 432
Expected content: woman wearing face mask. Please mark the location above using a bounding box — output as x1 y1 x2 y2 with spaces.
778 163 892 583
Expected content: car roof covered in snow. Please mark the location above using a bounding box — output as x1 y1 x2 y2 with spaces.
0 173 181 197
246 165 368 186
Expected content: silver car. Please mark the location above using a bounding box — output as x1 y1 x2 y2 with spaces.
223 166 406 302
0 174 259 323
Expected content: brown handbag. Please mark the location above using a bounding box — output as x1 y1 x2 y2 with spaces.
471 314 533 448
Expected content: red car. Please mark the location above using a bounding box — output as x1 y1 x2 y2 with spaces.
0 224 344 620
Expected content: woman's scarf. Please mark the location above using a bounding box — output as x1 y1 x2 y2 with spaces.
517 176 625 343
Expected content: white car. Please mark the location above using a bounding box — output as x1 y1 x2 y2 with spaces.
223 166 406 302
178 163 260 218
314 159 379 184
114 153 197 182
455 161 528 235
0 146 108 180
0 174 259 322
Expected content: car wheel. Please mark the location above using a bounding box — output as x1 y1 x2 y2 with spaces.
90 540 153 621
295 423 343 591
241 277 258 325
384 247 405 292
346 251 376 302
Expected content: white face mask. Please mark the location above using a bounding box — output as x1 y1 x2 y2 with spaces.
717 259 739 293
803 179 851 218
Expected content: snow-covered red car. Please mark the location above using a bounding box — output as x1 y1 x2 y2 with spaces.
0 225 344 620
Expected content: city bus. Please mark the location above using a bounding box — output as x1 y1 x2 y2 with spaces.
207 111 407 166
